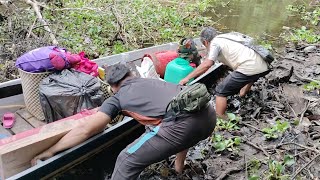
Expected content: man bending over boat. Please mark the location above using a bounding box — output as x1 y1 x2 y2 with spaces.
32 64 216 180
179 27 270 119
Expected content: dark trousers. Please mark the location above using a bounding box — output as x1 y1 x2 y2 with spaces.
110 105 216 180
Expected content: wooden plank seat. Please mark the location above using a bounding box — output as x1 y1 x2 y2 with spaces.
0 94 46 137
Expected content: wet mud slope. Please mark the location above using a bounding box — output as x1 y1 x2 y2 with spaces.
138 44 320 180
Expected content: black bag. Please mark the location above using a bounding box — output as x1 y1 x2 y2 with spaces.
39 69 103 123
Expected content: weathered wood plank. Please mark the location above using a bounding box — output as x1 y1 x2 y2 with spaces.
10 114 34 134
0 108 97 179
0 126 12 137
0 94 25 119
24 117 46 128
16 109 33 120
16 109 46 128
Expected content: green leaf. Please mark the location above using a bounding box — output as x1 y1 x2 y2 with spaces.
248 174 260 180
234 137 241 145
214 141 226 152
284 155 295 166
262 127 275 134
268 160 275 171
293 119 300 126
225 139 234 147
276 121 289 133
264 133 278 139
213 134 223 142
276 162 284 175
227 113 236 121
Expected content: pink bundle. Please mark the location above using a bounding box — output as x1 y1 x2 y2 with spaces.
73 52 98 77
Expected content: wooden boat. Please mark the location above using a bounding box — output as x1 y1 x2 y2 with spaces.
0 39 223 179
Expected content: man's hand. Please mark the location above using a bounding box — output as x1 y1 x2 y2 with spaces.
31 150 54 166
179 78 189 85
30 112 111 167
179 60 214 86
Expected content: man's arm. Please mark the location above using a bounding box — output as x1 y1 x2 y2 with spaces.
31 112 111 165
179 59 214 85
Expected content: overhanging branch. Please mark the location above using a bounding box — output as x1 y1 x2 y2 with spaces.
24 0 58 45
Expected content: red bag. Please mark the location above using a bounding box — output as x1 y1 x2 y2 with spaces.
144 51 178 78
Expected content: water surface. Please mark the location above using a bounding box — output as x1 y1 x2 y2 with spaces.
205 0 306 38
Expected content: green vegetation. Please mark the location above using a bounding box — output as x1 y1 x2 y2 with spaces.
303 80 320 91
216 113 240 131
42 0 215 58
262 121 290 139
211 134 241 152
248 159 262 180
288 26 320 43
287 5 320 26
285 4 320 44
266 155 294 180
0 0 216 63
247 155 295 180
259 40 273 50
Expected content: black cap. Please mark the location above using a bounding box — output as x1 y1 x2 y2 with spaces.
106 64 131 85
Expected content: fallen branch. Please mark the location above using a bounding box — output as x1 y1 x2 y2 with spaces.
278 55 303 63
276 134 288 148
241 122 263 133
216 164 243 180
279 142 320 153
274 108 288 121
244 155 248 179
279 89 298 118
294 71 317 83
244 139 270 157
110 5 125 43
306 169 315 180
52 7 103 11
27 18 37 39
290 153 320 180
294 150 307 157
299 100 310 124
24 0 58 45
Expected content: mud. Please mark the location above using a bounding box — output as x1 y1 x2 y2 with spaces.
137 43 320 179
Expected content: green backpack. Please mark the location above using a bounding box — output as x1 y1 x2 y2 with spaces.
167 83 211 114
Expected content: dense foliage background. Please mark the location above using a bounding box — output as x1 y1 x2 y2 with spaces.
0 0 318 82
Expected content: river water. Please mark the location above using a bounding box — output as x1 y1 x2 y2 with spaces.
54 1 307 179
205 0 305 39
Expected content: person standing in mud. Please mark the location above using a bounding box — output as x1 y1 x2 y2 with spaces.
31 64 216 180
179 27 270 119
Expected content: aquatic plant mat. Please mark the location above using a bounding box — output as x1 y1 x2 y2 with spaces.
129 44 320 179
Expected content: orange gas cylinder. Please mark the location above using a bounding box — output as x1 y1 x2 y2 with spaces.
144 51 178 78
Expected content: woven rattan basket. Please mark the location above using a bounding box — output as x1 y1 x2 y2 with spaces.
18 69 52 120
98 78 124 124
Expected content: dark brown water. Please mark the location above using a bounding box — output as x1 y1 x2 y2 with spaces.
205 0 305 38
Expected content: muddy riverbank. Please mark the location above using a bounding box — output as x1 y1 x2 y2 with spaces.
137 43 320 180
55 42 320 180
